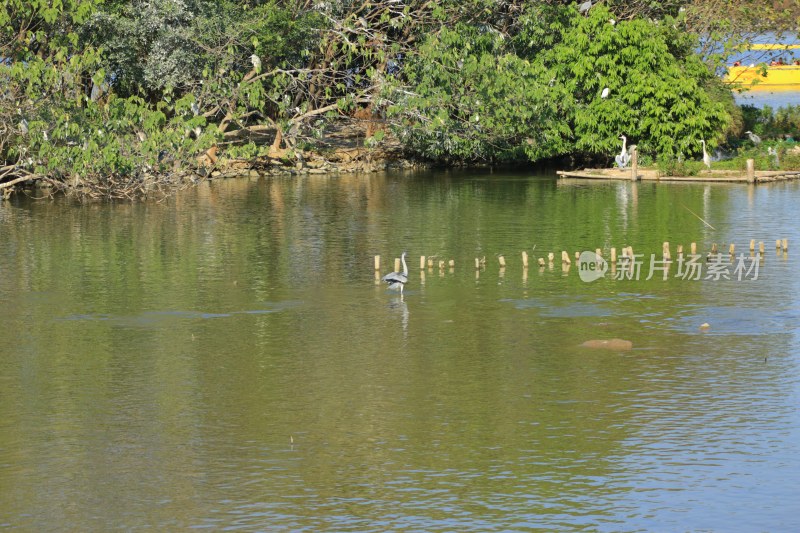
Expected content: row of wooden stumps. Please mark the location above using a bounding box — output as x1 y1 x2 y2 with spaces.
373 238 788 278
373 255 456 283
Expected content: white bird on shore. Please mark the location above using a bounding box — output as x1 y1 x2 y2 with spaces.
700 139 711 169
745 130 762 144
615 135 630 169
382 252 409 294
768 146 779 166
601 87 610 98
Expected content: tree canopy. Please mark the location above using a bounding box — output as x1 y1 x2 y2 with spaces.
0 0 792 196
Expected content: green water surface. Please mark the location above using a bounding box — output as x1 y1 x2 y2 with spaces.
1 170 799 531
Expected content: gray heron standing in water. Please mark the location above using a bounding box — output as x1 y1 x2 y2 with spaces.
382 251 408 294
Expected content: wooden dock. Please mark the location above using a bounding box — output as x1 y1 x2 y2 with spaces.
557 167 800 183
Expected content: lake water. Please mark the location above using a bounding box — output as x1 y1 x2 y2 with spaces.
734 89 800 109
2 171 800 531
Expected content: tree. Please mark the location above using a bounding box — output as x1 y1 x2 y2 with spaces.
540 5 731 159
385 23 571 162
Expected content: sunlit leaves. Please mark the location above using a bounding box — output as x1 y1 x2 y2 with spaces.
542 5 730 159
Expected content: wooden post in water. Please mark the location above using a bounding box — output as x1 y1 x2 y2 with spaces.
522 251 529 268
374 255 381 271
729 243 735 256
663 242 671 261
776 239 782 250
475 257 481 270
711 243 718 255
575 251 581 261
498 255 506 268
562 251 571 265
448 259 455 270
631 146 639 181
746 159 756 184
548 252 555 264
438 260 445 271
610 247 617 263
427 258 434 269
538 257 546 268
677 244 684 259
690 242 697 256
759 241 765 255
750 239 755 253
420 256 426 269
783 239 789 252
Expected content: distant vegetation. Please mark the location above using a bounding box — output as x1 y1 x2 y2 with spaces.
0 0 795 198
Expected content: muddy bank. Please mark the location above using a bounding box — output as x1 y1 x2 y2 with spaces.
209 145 428 180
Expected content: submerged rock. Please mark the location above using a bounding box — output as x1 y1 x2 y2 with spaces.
580 339 633 351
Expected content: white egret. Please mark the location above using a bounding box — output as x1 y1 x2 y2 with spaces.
601 87 610 98
700 139 711 169
250 54 262 73
768 146 779 166
615 135 630 169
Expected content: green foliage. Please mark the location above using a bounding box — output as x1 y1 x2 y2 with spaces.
741 104 800 141
0 0 752 197
656 155 703 176
540 5 730 160
387 4 731 165
386 24 571 163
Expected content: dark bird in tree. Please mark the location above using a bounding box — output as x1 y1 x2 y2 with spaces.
382 252 408 294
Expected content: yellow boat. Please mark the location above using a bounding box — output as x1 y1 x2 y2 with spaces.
727 65 800 90
726 44 800 90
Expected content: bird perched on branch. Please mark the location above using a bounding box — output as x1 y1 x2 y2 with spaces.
250 54 262 73
578 0 593 15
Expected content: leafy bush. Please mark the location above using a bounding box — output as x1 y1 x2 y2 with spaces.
656 155 704 176
387 4 731 165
